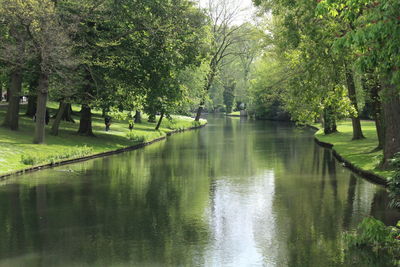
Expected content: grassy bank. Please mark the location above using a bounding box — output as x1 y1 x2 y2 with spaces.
314 120 394 179
227 111 241 116
0 102 206 176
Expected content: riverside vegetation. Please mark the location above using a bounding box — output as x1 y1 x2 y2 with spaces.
0 0 400 265
250 0 400 265
0 102 205 175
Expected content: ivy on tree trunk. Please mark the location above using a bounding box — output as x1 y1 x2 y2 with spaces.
195 101 205 121
323 107 337 135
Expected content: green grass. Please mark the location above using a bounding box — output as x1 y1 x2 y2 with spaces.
314 120 394 179
227 111 241 116
0 103 206 175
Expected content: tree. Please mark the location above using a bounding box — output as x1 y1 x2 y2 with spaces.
1 0 74 143
317 0 400 166
194 0 247 121
223 79 235 113
0 2 32 130
253 0 355 133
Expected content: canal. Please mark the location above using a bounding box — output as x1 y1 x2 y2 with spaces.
0 116 398 266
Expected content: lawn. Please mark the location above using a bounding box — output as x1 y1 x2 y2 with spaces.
314 120 394 179
0 102 206 176
227 111 240 116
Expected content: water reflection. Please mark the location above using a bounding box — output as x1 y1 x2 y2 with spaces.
0 116 398 266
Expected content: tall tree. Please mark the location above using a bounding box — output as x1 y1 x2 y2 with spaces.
317 0 400 166
253 0 355 133
0 2 31 130
1 0 74 143
194 0 246 121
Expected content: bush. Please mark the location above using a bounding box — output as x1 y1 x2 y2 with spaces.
389 152 400 168
162 119 185 130
345 217 400 265
388 152 400 208
192 121 201 127
388 173 400 209
126 132 146 142
21 146 93 165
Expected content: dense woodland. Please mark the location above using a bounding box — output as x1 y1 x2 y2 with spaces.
0 0 400 168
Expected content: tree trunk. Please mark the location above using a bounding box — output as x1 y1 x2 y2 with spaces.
78 105 94 136
63 103 75 123
375 114 384 151
134 110 142 123
51 101 67 136
345 66 364 140
3 68 22 130
323 107 337 135
155 112 164 130
381 82 400 168
6 87 10 102
63 103 75 122
26 95 37 117
26 73 39 117
53 102 75 122
370 83 384 150
195 101 205 121
33 73 49 144
195 64 218 121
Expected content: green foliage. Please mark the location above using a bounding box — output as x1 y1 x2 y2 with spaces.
250 0 358 126
21 146 93 165
0 103 207 175
162 119 184 131
345 217 400 265
317 0 400 84
191 121 202 128
126 132 146 143
223 80 235 114
388 152 400 208
248 55 289 120
389 152 400 170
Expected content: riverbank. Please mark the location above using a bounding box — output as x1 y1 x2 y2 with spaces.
0 103 206 178
226 111 247 117
313 120 394 184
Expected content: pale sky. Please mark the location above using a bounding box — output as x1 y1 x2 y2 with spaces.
197 0 257 25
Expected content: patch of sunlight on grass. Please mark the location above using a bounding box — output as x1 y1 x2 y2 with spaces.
0 102 206 175
315 120 394 179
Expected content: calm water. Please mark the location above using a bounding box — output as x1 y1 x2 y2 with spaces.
0 116 399 267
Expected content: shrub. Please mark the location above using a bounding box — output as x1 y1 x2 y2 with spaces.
389 152 400 169
21 146 93 166
126 132 146 142
192 121 201 127
388 152 400 208
162 119 178 130
388 173 400 209
345 218 400 266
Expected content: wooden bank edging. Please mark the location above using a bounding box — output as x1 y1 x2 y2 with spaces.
313 136 388 186
0 123 207 180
